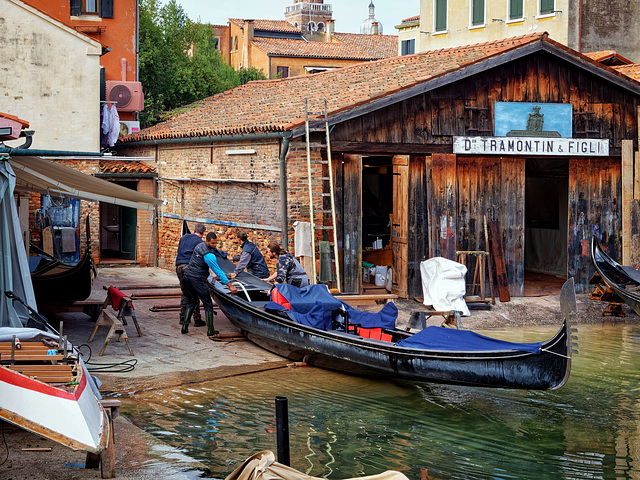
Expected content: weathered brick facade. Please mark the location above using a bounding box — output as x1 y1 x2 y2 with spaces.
119 138 330 275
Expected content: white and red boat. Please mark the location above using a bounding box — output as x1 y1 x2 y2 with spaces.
0 328 109 453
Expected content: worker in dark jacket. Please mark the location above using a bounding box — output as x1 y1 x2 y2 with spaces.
175 223 206 327
231 232 270 279
182 232 238 337
264 241 310 287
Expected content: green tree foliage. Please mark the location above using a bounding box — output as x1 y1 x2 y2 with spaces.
139 0 266 128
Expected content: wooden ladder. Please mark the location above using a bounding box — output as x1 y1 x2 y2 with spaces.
304 98 341 292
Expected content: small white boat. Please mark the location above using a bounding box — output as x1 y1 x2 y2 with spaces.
0 328 109 453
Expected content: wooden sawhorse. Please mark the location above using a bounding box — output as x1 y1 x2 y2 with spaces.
88 310 134 356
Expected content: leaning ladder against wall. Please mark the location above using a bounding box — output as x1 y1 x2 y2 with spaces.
304 98 341 292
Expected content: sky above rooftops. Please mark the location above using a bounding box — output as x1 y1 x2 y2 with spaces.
167 1 419 34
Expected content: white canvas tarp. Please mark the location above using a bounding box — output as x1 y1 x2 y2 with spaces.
420 257 470 316
0 159 38 326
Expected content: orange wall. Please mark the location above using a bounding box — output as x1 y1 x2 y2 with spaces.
21 0 138 120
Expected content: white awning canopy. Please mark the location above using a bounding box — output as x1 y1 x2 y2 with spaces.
8 156 162 211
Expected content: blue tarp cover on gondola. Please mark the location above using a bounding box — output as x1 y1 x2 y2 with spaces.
268 284 399 331
396 326 542 353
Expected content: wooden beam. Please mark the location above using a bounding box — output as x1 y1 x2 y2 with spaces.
329 141 453 155
622 139 634 265
635 151 640 200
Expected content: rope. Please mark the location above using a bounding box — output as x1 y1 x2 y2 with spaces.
541 347 570 359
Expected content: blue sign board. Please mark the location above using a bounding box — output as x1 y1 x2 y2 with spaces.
494 102 573 138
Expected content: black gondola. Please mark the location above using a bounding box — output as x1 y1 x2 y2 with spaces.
591 236 640 316
211 273 576 390
30 217 95 304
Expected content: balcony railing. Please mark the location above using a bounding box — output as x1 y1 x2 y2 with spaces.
286 3 333 14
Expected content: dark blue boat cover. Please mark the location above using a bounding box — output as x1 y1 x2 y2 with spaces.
268 284 399 331
271 284 343 325
396 326 542 353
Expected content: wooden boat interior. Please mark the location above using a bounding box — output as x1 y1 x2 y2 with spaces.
0 340 80 390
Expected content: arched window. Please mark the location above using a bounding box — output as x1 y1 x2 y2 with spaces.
308 21 316 31
317 22 325 32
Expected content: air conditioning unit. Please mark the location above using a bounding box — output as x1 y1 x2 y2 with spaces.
106 81 144 112
119 121 140 137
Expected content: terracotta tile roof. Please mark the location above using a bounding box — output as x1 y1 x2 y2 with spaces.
251 36 394 60
614 63 640 81
122 33 638 143
332 33 398 59
584 50 633 65
0 112 29 128
99 160 156 174
230 18 301 34
401 15 420 23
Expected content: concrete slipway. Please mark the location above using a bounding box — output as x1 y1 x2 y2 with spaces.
0 266 633 479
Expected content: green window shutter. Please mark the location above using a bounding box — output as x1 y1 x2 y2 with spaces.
509 0 523 19
472 0 484 25
100 0 114 18
540 0 554 14
435 0 447 31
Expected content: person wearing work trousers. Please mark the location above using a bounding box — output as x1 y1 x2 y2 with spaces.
182 232 238 337
175 223 206 327
230 231 270 279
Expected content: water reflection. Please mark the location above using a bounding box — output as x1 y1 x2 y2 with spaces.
122 323 640 479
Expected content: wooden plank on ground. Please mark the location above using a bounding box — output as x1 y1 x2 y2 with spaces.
490 219 510 302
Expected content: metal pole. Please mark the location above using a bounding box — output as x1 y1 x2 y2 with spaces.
275 396 290 466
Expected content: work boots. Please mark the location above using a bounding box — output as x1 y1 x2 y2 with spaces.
182 308 193 334
179 306 185 325
193 308 206 327
205 311 218 338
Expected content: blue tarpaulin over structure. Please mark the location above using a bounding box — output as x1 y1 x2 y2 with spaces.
397 326 542 353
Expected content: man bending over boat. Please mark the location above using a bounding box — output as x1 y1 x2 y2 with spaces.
182 232 238 337
264 241 310 287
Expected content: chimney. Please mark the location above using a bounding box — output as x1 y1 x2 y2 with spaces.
372 21 379 35
326 19 334 42
242 20 255 68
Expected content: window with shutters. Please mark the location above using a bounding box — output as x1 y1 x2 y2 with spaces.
471 0 484 26
509 0 524 20
276 66 289 78
434 0 447 32
70 0 113 18
539 0 554 15
401 39 415 56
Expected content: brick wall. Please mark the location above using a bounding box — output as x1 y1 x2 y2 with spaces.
117 138 331 277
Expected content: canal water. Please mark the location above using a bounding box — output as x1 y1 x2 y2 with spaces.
122 323 640 480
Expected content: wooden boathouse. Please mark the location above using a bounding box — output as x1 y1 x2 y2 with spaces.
118 33 640 297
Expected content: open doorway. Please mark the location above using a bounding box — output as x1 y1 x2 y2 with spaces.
362 156 393 250
100 181 138 262
524 158 568 295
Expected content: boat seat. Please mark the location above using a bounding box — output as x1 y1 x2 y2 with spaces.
357 327 393 342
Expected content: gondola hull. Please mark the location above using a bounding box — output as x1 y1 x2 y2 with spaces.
212 288 573 390
31 249 94 304
591 237 640 316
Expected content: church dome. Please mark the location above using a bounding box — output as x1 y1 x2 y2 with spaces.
360 1 383 34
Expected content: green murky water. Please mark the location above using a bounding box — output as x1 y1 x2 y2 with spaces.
122 323 640 479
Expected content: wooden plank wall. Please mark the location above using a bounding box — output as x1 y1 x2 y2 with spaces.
427 154 457 259
632 200 640 270
499 158 526 297
342 154 362 293
568 158 622 291
408 156 428 298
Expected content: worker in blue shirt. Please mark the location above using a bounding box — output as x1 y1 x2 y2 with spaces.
175 223 206 327
182 232 238 337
